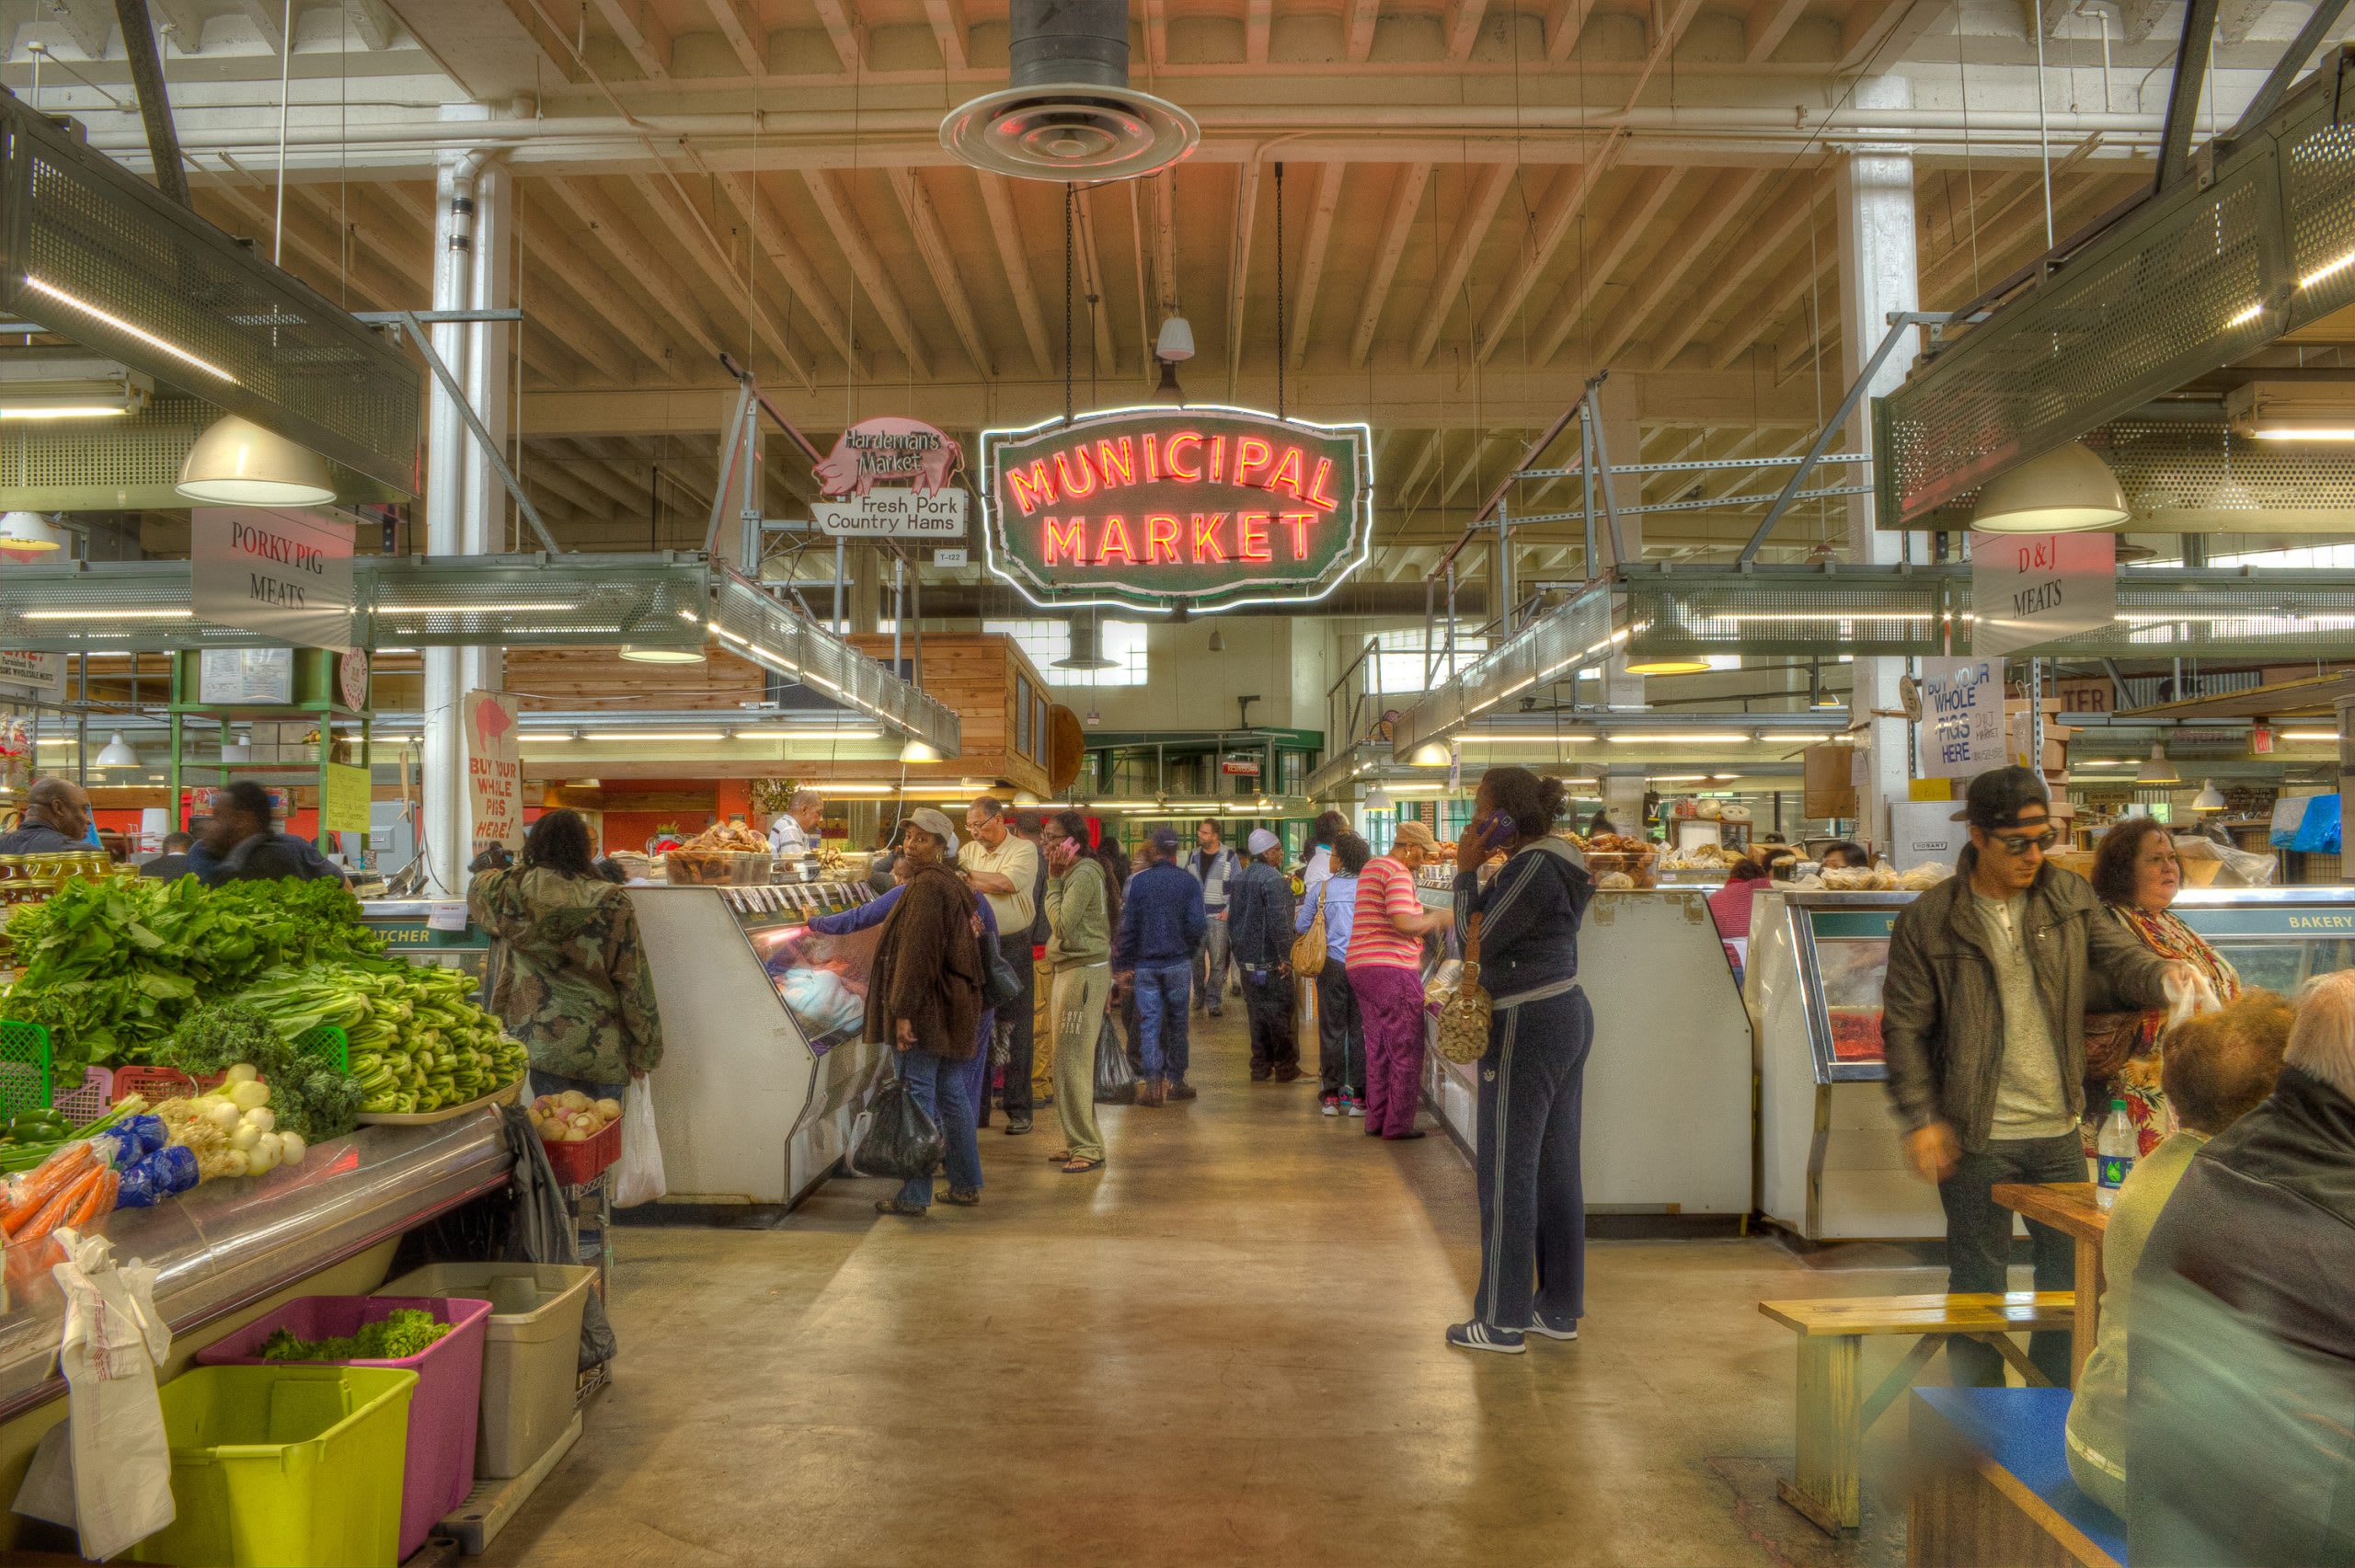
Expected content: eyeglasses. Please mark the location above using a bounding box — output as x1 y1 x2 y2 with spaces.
1992 829 2061 855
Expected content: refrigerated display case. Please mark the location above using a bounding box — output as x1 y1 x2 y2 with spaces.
629 881 881 1208
1417 885 1752 1217
357 898 494 988
1751 884 2355 1240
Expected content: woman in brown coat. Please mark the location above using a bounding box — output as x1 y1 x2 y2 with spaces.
865 807 988 1215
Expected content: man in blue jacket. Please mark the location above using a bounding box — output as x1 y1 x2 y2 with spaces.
1114 825 1206 1106
1228 828 1303 1083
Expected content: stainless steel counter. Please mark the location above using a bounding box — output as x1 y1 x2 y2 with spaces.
0 1112 511 1420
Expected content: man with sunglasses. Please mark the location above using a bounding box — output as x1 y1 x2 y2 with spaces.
1883 765 2195 1388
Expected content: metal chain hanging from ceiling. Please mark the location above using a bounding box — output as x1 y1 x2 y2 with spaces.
1063 183 1075 428
1273 161 1286 421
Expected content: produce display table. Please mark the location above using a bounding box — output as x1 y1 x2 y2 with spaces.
0 1112 511 1422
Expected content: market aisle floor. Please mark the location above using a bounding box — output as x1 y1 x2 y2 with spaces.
482 1013 1946 1568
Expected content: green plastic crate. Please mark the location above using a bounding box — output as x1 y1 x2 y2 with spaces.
0 1020 52 1119
293 1024 349 1074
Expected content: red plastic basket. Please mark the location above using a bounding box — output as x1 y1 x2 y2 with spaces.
111 1064 214 1104
53 1066 109 1126
539 1115 621 1186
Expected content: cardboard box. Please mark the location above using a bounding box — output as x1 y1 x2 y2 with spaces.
1804 743 1859 819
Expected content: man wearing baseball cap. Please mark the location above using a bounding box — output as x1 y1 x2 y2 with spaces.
1883 764 2194 1388
1113 825 1208 1104
1228 827 1304 1082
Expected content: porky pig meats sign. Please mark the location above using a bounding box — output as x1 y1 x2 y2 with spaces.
981 406 1373 612
190 508 354 653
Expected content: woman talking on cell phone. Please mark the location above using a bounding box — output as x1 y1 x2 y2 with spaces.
1445 766 1597 1357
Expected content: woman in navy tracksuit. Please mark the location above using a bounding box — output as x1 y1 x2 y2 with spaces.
1447 765 1597 1356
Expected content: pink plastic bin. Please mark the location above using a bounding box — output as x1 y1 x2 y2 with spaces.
197 1295 491 1561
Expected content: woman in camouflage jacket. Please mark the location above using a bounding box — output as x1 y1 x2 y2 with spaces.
470 809 664 1101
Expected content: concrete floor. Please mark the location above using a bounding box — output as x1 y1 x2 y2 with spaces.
483 1013 1960 1568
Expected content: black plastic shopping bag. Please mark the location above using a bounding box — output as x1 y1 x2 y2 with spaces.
1094 1016 1139 1104
850 1054 945 1182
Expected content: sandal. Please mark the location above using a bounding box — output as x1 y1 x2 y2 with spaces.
940 1188 982 1207
1046 1150 1074 1163
1060 1156 1104 1173
873 1197 928 1216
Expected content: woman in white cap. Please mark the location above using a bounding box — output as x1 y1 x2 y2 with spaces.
1227 827 1303 1082
1348 818 1452 1139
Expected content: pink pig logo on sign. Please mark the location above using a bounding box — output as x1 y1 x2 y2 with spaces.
813 417 964 497
473 695 514 744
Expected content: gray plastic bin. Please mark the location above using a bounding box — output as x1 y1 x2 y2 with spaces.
377 1263 594 1478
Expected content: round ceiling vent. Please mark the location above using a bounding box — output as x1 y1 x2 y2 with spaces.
942 86 1198 181
940 0 1197 181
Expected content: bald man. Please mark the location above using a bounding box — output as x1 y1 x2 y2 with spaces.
0 776 90 854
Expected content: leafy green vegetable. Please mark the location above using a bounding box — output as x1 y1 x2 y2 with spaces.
237 963 526 1115
258 1307 453 1362
158 1001 370 1141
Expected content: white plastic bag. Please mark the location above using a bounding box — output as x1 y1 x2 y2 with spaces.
613 1076 666 1207
2164 967 2223 1034
12 1230 176 1560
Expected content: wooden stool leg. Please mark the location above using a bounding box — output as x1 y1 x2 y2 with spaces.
1780 1333 1863 1534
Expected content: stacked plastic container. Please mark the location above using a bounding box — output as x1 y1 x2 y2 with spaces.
379 1264 595 1476
197 1295 491 1561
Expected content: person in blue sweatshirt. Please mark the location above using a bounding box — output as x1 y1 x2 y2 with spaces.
1112 825 1206 1106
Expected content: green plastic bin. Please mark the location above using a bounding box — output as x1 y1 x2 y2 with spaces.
131 1365 418 1568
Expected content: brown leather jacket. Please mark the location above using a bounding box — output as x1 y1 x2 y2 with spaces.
863 863 985 1060
1881 850 2171 1152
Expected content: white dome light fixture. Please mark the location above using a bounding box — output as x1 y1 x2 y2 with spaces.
176 415 336 506
1970 441 2130 533
901 738 944 764
2136 744 2180 784
0 511 64 555
1364 783 1394 811
94 731 138 768
1408 742 1452 768
2193 779 2227 811
617 644 707 665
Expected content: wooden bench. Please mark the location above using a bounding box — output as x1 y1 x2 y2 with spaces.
1908 1387 2124 1567
1757 1291 2076 1534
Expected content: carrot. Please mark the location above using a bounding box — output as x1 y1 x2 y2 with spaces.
15 1166 102 1248
0 1143 95 1236
63 1170 115 1231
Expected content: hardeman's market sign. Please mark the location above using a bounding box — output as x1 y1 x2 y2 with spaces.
980 406 1373 612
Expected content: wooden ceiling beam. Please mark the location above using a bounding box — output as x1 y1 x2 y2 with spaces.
1530 167 1681 362
588 0 670 77
714 173 856 369
1245 0 1271 63
1593 167 1770 364
1350 160 1431 368
522 456 621 520
341 0 396 50
1475 144 1622 363
977 174 1053 376
630 174 815 389
1650 176 1820 366
521 188 689 378
702 0 765 74
1407 163 1512 369
810 0 863 73
1285 161 1347 370
1442 435 1495 504
1227 159 1263 389
1443 0 1488 60
1711 239 1834 371
889 167 996 378
924 0 968 70
798 170 932 376
516 282 638 385
1545 0 1601 60
547 177 727 366
1345 0 1380 60
1746 0 1812 60
1074 184 1119 375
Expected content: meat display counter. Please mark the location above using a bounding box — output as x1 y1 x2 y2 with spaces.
1750 884 2355 1240
1415 885 1752 1217
627 881 883 1209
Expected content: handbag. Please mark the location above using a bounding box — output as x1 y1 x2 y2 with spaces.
848 1052 945 1182
982 937 1024 1009
1093 1014 1139 1103
1432 911 1493 1065
1290 884 1328 979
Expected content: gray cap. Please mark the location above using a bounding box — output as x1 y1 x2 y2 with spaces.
907 807 960 856
1147 825 1182 854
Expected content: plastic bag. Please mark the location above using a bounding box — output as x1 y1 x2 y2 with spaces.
2164 968 2223 1034
848 1055 943 1182
1094 1016 1138 1104
611 1076 666 1208
12 1230 175 1560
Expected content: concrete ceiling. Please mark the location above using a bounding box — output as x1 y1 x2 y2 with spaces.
2 0 2347 582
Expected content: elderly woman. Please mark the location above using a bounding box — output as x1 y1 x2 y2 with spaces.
1348 819 1452 1140
2086 816 2241 1156
864 807 988 1217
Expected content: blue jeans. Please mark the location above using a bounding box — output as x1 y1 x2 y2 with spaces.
533 1069 626 1104
1133 962 1192 1082
894 1049 981 1207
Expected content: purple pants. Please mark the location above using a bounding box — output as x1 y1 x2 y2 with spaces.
1350 964 1428 1139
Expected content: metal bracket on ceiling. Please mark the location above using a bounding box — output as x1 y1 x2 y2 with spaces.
2155 0 2222 194
388 310 562 556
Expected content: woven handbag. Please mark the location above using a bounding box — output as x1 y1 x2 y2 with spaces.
1432 911 1492 1065
1291 884 1328 979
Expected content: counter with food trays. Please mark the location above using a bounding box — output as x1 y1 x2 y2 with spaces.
1414 882 1752 1219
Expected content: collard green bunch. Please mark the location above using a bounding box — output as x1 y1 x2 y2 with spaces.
236 962 527 1116
3 877 388 1073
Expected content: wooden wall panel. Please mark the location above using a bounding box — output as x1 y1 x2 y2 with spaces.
503 647 766 711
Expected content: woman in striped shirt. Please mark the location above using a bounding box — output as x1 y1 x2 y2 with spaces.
1347 818 1453 1139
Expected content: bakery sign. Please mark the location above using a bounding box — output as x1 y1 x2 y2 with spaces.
980 406 1373 612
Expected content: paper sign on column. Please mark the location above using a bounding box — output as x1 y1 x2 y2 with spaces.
1915 657 2005 780
463 689 523 853
0 652 63 701
190 508 354 653
1970 531 2115 658
322 761 372 836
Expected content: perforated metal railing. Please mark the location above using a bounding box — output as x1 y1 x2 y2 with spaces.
709 572 961 753
0 98 419 498
1619 565 1952 661
1390 586 1614 757
365 555 707 648
1879 52 2355 528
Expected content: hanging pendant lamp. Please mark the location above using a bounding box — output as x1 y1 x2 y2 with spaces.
176 415 336 506
94 732 138 768
1970 441 2129 533
617 644 707 665
2193 780 2227 811
0 512 64 555
2136 744 2180 784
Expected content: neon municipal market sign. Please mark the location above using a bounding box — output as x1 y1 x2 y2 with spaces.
980 405 1373 613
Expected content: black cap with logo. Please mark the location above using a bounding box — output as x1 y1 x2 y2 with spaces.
1952 764 2051 829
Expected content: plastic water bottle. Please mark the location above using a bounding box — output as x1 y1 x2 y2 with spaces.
2096 1098 2136 1211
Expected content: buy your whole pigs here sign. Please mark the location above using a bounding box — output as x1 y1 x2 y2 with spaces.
981 406 1374 613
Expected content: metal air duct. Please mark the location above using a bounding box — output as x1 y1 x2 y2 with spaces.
939 0 1198 182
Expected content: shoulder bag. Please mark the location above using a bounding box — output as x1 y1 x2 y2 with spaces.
1432 910 1493 1065
1291 882 1328 979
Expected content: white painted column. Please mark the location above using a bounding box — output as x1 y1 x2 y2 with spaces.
421 150 482 896
1837 75 1924 848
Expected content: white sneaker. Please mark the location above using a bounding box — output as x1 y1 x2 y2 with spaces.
1345 1098 1364 1116
1320 1098 1340 1116
1527 1315 1580 1341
